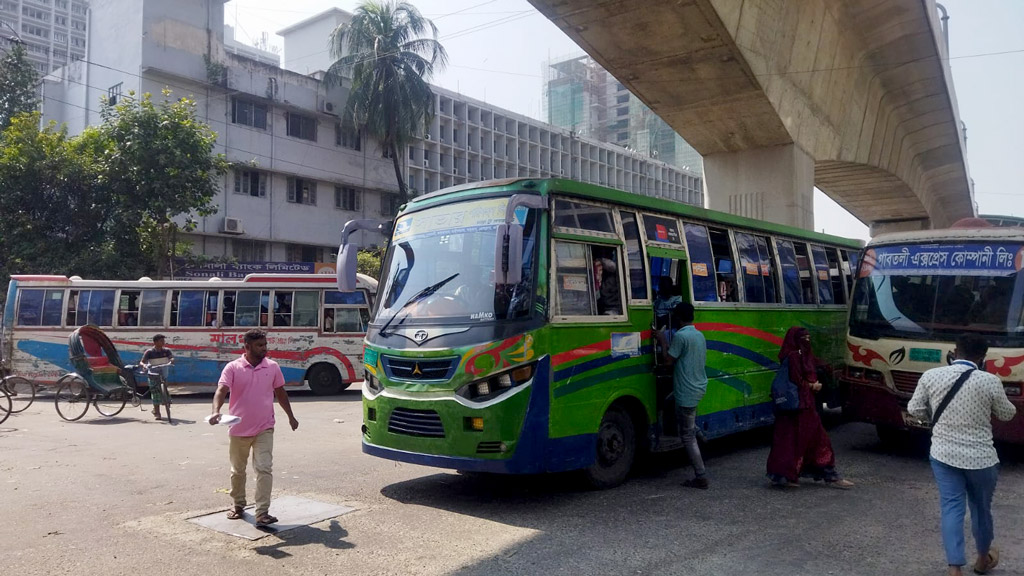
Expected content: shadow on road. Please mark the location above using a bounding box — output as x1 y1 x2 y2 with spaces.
252 519 355 559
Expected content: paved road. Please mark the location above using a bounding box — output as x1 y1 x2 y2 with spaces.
3 390 1024 576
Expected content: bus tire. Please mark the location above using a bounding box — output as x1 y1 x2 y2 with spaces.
307 364 342 396
583 406 635 489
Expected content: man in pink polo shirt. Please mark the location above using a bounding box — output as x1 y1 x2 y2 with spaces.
209 328 299 526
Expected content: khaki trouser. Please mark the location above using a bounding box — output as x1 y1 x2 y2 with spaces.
229 428 274 516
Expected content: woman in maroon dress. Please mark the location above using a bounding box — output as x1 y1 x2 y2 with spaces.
766 327 854 488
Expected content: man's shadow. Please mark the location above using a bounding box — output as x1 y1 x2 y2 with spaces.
252 519 355 559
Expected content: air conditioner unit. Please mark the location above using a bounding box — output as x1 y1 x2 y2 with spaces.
221 217 244 234
320 100 338 115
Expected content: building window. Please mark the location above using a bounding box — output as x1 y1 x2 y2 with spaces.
287 112 317 141
54 32 67 43
55 15 67 26
231 98 267 129
381 194 400 217
71 2 83 14
21 23 48 38
107 83 122 106
234 169 267 197
334 123 360 150
70 19 86 31
287 177 316 205
22 6 50 21
286 244 323 263
70 37 85 47
56 0 68 9
334 186 360 211
233 240 267 262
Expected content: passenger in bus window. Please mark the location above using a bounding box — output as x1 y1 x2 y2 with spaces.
593 253 621 315
323 309 335 333
717 280 738 302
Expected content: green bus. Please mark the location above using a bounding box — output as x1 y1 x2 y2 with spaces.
337 178 862 487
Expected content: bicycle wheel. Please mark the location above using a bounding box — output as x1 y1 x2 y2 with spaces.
159 377 172 423
3 376 37 413
94 386 128 417
54 375 91 422
0 389 11 425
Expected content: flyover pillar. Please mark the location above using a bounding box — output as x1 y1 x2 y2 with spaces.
703 144 815 231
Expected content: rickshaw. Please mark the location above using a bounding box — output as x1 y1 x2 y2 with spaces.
54 325 172 423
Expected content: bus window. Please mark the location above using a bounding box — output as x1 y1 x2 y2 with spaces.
683 223 718 302
792 242 818 304
222 291 236 326
332 308 369 332
755 235 779 303
205 291 219 326
735 232 771 303
643 213 682 244
275 290 318 327
69 289 116 327
554 241 624 317
140 290 166 327
841 250 856 295
233 290 270 327
620 211 649 300
554 199 616 234
810 245 835 304
775 239 803 304
323 290 368 333
16 289 64 326
273 291 293 326
171 290 206 326
708 227 738 302
118 290 140 327
824 248 847 305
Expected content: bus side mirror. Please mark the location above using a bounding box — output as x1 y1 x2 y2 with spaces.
337 219 388 292
494 223 524 285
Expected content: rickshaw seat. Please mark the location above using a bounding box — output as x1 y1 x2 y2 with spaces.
81 333 112 368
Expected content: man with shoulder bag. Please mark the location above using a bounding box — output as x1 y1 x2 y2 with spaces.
908 334 1017 576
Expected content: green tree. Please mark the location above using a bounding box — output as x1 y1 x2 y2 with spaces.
0 42 40 129
357 247 384 279
0 113 131 290
90 89 230 278
325 0 447 202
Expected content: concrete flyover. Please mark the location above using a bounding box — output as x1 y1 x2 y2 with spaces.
527 0 975 233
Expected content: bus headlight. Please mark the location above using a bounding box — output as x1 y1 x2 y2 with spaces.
365 371 383 394
457 363 536 402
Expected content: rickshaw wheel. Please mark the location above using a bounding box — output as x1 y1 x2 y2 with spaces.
54 375 91 422
94 386 128 417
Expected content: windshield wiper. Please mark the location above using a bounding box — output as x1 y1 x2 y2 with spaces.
378 273 459 337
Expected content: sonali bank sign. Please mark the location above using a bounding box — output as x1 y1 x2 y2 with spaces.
172 261 337 279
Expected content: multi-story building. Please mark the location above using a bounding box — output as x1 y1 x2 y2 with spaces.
545 53 704 176
0 0 89 75
39 0 703 273
223 24 279 68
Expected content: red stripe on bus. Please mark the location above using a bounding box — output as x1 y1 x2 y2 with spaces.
694 323 783 346
551 330 652 367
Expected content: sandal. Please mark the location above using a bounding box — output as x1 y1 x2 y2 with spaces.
255 513 278 526
226 506 244 520
827 478 854 489
974 547 999 574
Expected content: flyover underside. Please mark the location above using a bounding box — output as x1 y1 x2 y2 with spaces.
528 0 974 229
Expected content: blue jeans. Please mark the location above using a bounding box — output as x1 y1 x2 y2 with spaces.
930 458 999 567
676 406 706 478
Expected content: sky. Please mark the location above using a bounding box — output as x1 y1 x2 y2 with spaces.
224 0 1024 241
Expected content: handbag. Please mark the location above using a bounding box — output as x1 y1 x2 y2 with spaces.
771 357 801 411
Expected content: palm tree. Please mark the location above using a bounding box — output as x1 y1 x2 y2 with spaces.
325 1 448 202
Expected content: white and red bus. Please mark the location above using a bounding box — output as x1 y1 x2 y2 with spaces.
2 273 377 394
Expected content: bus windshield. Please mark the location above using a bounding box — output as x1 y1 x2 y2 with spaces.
375 197 538 325
849 242 1024 346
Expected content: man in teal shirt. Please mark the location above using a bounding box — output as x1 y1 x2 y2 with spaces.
655 302 709 489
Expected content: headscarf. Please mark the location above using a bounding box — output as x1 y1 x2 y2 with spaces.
779 327 817 383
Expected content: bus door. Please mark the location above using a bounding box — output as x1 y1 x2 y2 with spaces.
646 245 690 444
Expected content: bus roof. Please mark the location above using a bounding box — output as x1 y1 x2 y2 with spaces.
405 178 863 248
867 226 1024 247
9 273 378 291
